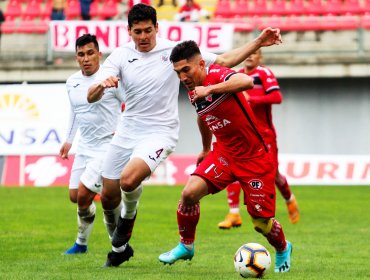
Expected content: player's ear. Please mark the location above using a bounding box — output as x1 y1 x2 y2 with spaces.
199 59 205 69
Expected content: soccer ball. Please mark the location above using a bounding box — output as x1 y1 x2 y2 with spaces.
234 243 271 278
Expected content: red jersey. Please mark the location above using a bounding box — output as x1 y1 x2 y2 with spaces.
190 64 267 160
239 65 282 139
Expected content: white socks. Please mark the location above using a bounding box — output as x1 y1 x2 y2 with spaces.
121 185 143 219
76 202 96 246
103 201 123 240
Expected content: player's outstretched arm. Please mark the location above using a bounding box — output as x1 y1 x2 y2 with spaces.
87 76 120 103
214 27 282 68
192 73 253 103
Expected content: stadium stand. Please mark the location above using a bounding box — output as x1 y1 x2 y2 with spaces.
65 0 81 20
233 0 249 17
99 0 119 19
23 0 42 19
4 0 23 20
270 0 287 16
324 0 344 15
250 0 269 16
88 0 100 19
305 0 325 15
213 0 232 18
342 0 364 15
288 0 306 16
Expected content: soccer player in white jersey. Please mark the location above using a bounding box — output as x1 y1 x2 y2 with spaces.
87 3 282 267
60 34 125 254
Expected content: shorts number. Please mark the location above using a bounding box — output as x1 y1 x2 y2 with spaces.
149 148 164 161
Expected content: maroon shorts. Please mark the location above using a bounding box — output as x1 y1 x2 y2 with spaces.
193 149 277 218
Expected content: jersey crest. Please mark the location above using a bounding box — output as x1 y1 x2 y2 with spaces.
160 51 169 63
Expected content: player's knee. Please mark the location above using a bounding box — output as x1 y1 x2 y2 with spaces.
251 217 273 235
101 192 120 210
77 195 91 209
69 189 78 203
120 176 138 192
181 188 198 204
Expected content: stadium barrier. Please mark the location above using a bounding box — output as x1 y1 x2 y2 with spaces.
1 154 369 186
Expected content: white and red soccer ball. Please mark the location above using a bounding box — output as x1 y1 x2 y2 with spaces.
234 243 271 278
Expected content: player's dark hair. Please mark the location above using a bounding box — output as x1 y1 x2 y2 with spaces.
170 40 201 63
128 4 157 28
75 33 99 51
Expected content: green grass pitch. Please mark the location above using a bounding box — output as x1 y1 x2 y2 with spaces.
0 185 369 280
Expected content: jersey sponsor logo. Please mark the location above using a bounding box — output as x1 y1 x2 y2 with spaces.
209 118 231 132
128 58 138 63
248 179 264 190
73 83 80 88
94 183 101 189
209 69 220 73
205 115 218 124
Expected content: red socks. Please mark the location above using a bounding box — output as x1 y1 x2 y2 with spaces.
177 202 200 245
265 218 287 252
226 182 242 209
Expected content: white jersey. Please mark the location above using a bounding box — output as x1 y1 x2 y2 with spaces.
65 67 125 157
95 37 217 143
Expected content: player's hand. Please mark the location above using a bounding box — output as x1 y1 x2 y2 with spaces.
59 142 72 159
100 76 120 88
196 150 210 166
191 86 209 103
257 27 282 47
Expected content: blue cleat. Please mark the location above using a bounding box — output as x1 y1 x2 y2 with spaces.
159 243 194 265
274 240 292 272
64 242 87 255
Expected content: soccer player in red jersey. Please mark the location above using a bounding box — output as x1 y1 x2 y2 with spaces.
159 40 292 273
218 50 300 229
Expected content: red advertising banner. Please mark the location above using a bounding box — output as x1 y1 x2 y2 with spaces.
1 154 369 187
49 20 234 53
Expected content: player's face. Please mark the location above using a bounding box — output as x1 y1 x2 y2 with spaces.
128 20 158 52
244 51 262 72
173 57 205 91
75 42 102 76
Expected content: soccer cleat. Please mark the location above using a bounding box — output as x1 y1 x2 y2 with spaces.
286 195 300 224
274 240 292 273
64 242 87 254
159 243 194 265
103 243 134 267
217 213 242 229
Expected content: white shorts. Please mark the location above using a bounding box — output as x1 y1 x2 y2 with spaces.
69 154 104 194
102 133 177 180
